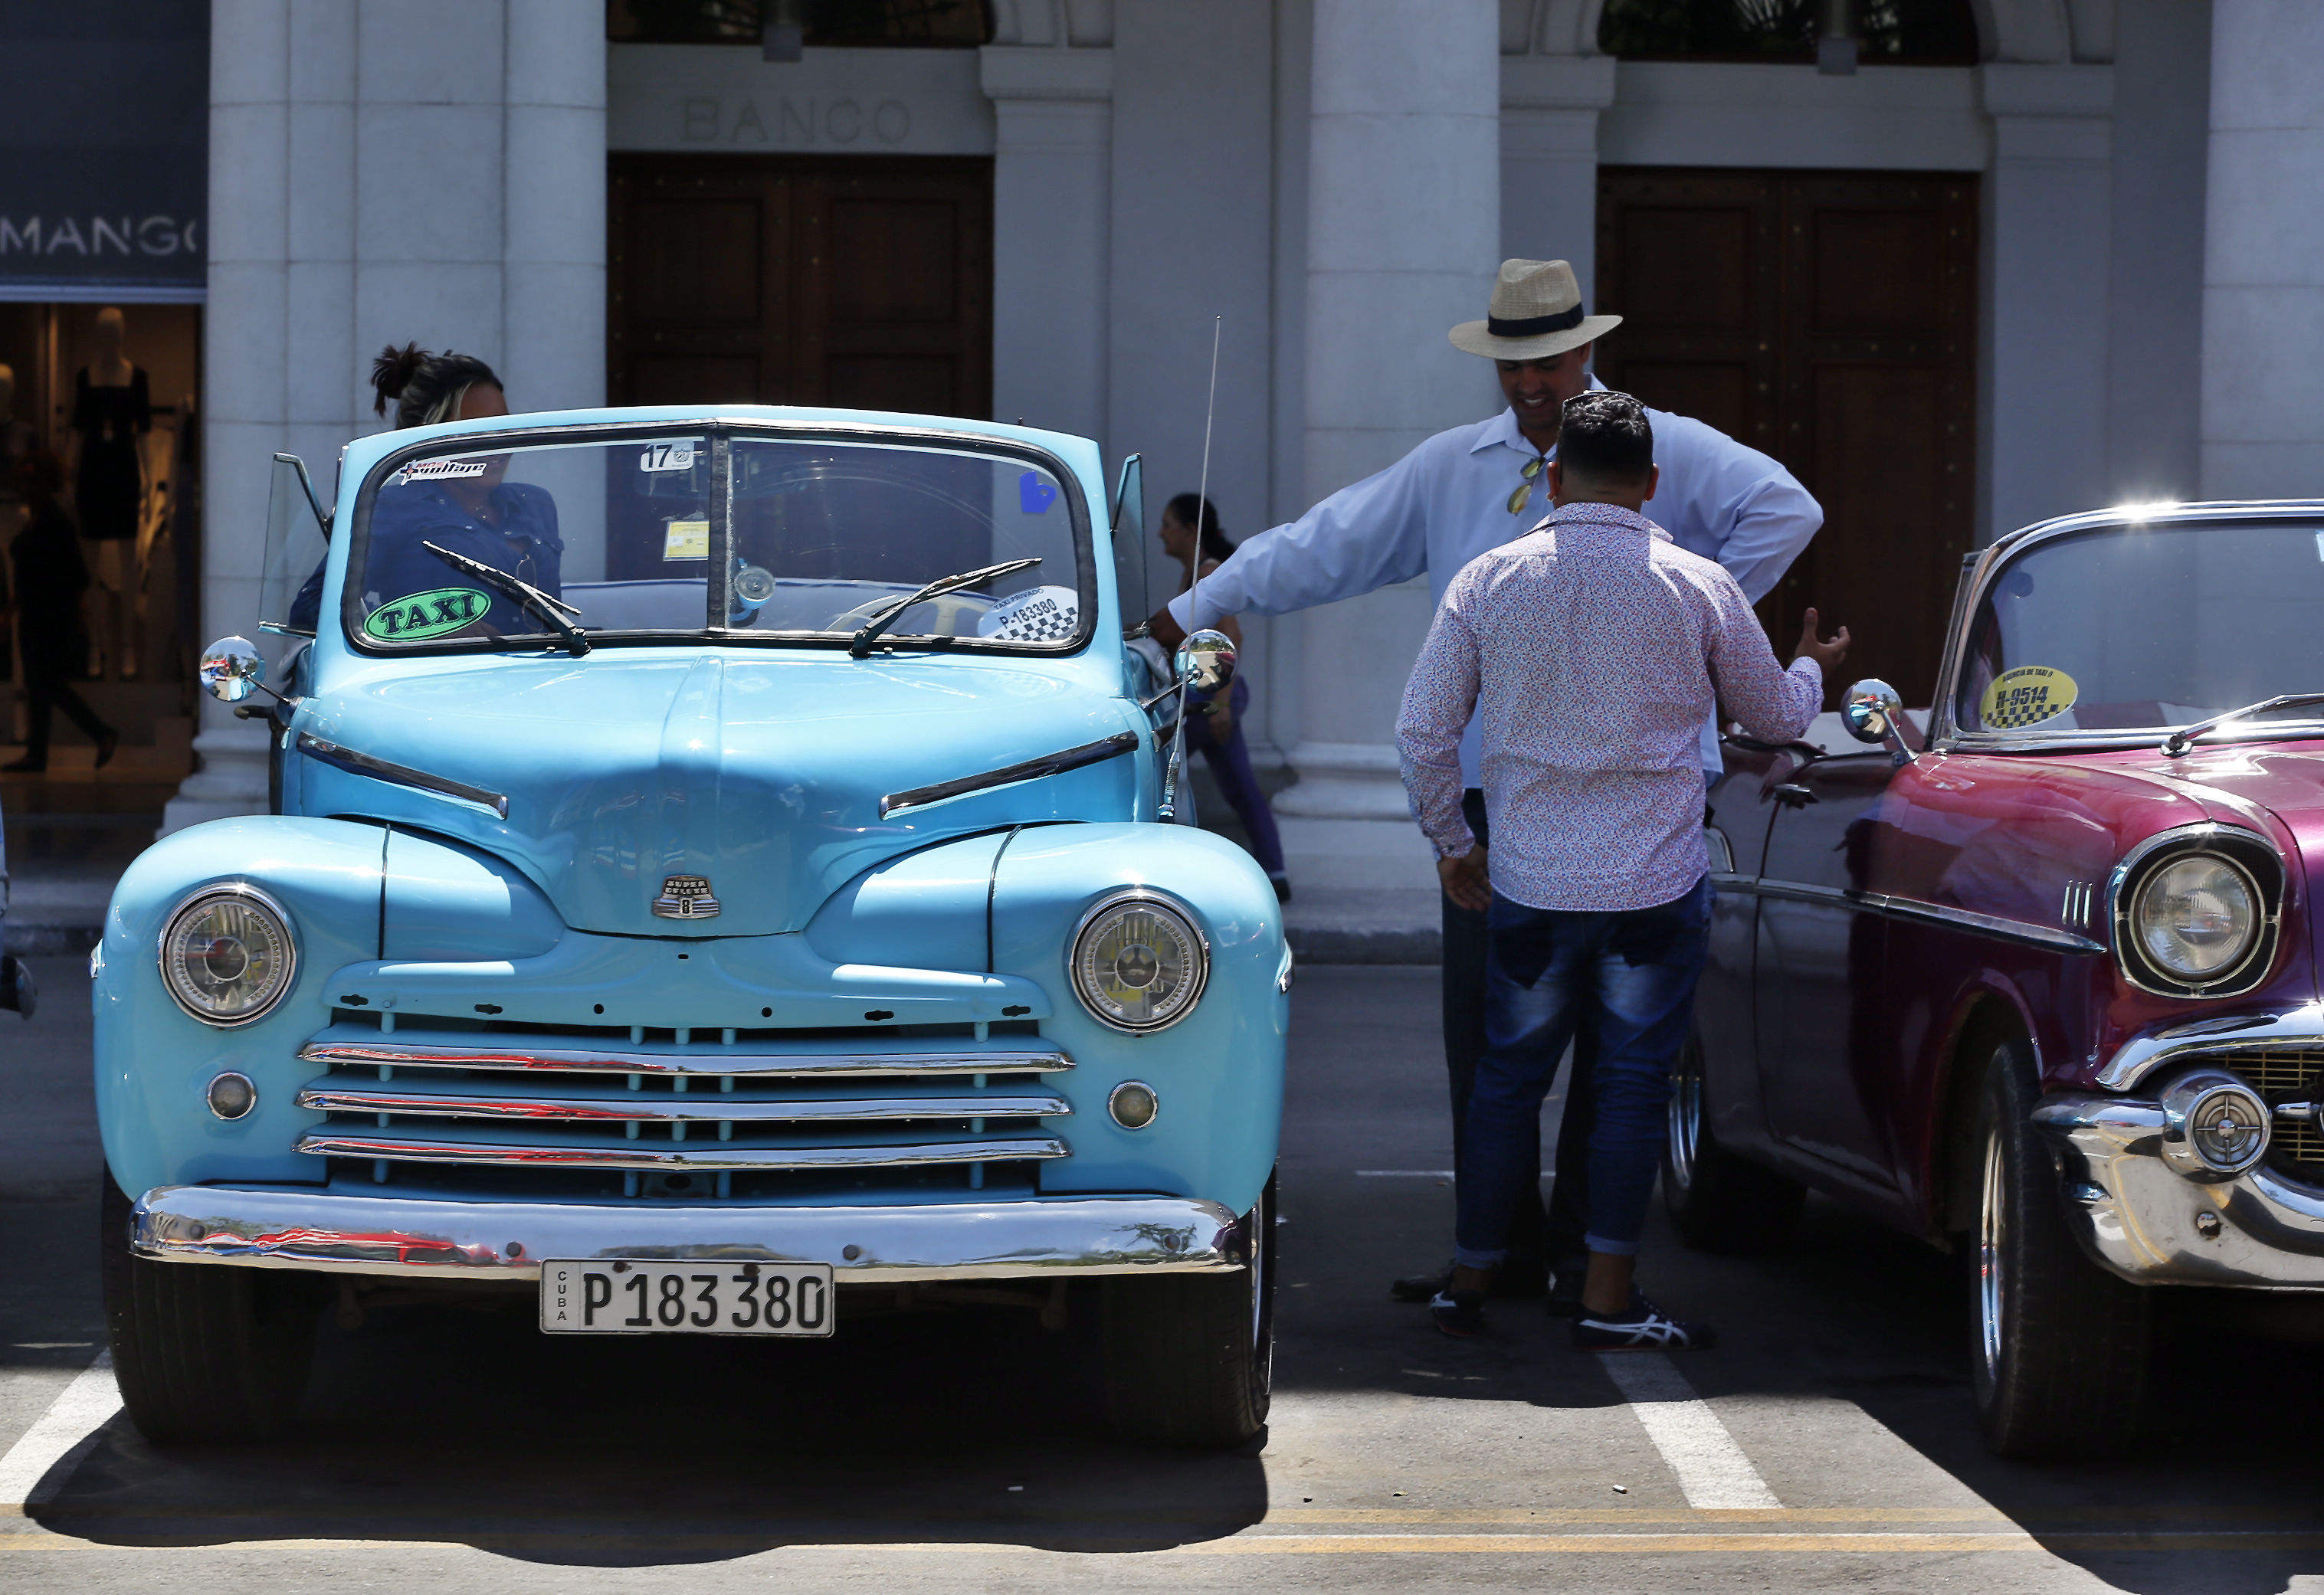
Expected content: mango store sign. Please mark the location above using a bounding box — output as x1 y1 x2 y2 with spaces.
609 46 996 156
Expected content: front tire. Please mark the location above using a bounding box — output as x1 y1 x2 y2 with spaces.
1662 1033 1805 1253
1101 1173 1275 1447
1968 1038 2149 1459
102 1175 317 1444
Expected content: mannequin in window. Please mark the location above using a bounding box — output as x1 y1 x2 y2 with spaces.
66 306 150 679
0 363 35 541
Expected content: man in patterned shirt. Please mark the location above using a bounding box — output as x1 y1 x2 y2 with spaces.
1396 391 1849 1348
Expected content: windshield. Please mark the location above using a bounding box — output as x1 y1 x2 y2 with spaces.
1956 519 2324 737
341 428 1089 653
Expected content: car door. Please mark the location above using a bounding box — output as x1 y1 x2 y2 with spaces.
1752 745 1901 1193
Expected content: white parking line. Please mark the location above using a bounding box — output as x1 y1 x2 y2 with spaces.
0 1353 120 1510
1598 1352 1779 1511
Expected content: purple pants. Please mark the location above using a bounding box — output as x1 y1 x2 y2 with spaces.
1184 676 1287 879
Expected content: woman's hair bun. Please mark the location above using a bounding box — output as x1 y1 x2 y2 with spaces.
370 342 431 418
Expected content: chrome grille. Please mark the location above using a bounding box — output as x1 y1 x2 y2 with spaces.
296 1015 1072 1198
2208 1047 2324 1168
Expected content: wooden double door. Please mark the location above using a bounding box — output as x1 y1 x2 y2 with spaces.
1594 169 1978 708
609 154 993 418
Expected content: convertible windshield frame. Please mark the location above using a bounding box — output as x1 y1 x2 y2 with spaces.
339 418 1098 660
1932 500 2324 755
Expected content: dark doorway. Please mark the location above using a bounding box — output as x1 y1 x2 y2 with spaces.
608 154 992 420
1594 168 1977 708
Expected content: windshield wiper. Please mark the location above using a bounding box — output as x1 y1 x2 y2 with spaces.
2160 692 2324 756
848 557 1041 658
421 540 590 657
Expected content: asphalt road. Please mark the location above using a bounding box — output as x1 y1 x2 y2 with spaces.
5 953 2324 1592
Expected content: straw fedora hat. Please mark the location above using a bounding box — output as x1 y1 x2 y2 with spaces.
1448 258 1621 361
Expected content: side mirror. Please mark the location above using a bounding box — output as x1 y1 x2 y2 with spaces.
199 636 267 703
1843 677 1914 766
1177 628 1237 695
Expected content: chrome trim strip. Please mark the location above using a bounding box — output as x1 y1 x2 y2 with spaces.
298 1039 1073 1078
880 732 1139 818
296 732 510 818
295 1084 1073 1122
2094 1004 2324 1091
1717 877 2104 953
133 1185 1247 1282
295 1132 1071 1171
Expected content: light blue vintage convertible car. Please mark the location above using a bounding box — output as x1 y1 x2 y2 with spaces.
95 408 1285 1446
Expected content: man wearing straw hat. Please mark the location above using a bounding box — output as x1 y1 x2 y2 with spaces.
1142 258 1824 1312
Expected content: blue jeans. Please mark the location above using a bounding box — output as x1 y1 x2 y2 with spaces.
1455 876 1712 1266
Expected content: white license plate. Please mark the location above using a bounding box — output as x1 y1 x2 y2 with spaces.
539 1260 834 1336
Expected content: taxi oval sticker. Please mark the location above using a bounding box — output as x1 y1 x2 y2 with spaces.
365 586 491 642
1981 665 2078 730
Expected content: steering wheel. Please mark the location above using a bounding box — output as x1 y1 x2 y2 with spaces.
828 591 995 640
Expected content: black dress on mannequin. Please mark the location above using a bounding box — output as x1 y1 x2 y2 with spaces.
72 366 150 541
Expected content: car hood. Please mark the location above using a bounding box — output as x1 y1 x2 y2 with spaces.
295 650 1144 937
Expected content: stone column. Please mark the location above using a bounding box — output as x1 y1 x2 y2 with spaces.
2200 1 2324 496
167 0 310 835
982 44 1113 435
1270 0 1499 892
505 0 607 413
1500 54 1616 302
168 0 606 834
1981 64 2115 543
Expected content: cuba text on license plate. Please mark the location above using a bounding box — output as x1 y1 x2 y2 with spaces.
539 1260 834 1336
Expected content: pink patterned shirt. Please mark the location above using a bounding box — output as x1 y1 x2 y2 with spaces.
1396 502 1822 912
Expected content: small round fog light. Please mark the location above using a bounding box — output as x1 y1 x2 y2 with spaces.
2162 1071 2270 1179
1108 1081 1159 1130
206 1071 257 1121
2188 1085 2268 1174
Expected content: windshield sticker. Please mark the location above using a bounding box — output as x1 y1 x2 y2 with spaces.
639 441 697 473
663 519 710 561
400 458 488 483
1981 666 2079 730
1018 472 1057 514
365 587 491 641
978 584 1079 643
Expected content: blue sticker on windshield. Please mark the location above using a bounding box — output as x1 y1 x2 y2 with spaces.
1018 472 1057 514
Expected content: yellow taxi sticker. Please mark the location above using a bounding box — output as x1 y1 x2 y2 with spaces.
662 518 710 561
1981 665 2078 730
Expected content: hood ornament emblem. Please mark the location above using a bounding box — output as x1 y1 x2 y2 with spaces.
652 875 721 920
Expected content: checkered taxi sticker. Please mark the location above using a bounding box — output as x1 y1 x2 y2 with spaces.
1980 665 2077 730
977 585 1080 643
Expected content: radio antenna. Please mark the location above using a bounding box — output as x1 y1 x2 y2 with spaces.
1159 315 1222 822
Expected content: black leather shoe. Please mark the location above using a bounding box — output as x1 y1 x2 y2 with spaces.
1390 1263 1451 1303
1546 1258 1588 1317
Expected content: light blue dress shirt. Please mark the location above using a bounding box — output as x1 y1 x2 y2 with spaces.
1165 400 1824 781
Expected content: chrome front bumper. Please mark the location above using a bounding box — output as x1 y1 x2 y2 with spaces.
132 1185 1249 1282
2034 1093 2324 1288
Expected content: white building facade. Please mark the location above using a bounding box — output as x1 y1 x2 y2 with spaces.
176 0 2314 895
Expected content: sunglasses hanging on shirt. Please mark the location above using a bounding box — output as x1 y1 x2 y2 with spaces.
1507 454 1545 516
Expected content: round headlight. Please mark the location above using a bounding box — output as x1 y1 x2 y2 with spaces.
160 887 297 1027
2130 852 2260 982
1070 894 1208 1032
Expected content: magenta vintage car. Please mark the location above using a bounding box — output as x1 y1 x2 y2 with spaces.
1673 499 2324 1458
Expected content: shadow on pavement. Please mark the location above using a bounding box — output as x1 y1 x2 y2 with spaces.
31 1288 1268 1564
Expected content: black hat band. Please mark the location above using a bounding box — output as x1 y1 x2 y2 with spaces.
1486 303 1586 338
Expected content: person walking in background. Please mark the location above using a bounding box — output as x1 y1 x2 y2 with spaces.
1398 392 1846 1346
3 449 116 774
1161 493 1290 902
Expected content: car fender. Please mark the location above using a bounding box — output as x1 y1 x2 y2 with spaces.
989 823 1287 1217
96 817 392 1198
